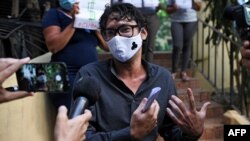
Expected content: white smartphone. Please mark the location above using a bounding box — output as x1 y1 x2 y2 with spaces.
141 87 161 113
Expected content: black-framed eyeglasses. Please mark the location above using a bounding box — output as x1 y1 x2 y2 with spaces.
102 25 140 41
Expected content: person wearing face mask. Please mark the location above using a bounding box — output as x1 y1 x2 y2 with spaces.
41 0 109 111
74 3 210 141
111 0 161 63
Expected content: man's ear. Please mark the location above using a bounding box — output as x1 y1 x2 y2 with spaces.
141 28 148 40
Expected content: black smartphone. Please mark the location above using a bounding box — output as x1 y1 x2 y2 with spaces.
15 62 70 92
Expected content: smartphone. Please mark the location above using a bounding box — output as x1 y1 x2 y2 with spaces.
141 87 161 113
15 62 70 92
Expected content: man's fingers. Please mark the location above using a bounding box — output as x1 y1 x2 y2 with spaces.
0 57 30 83
168 99 185 119
83 109 92 121
199 101 211 118
0 91 33 103
152 100 160 117
57 106 68 121
149 100 160 124
58 105 68 114
71 109 92 124
9 91 33 99
170 95 187 114
0 58 19 71
166 107 182 125
187 88 196 112
19 57 30 63
139 98 147 108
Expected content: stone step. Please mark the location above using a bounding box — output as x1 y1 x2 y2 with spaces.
177 88 212 103
172 69 195 78
152 51 172 68
199 117 224 140
175 78 200 89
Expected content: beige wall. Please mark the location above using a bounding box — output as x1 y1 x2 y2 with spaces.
0 53 55 141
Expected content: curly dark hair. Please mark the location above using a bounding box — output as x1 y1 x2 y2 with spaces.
99 3 146 33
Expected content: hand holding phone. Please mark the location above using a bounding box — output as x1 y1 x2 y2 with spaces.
141 87 161 113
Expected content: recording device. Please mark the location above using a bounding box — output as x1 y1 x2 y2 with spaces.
12 62 70 92
69 76 100 119
141 87 161 113
223 0 250 40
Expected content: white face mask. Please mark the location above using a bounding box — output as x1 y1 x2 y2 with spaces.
107 33 143 62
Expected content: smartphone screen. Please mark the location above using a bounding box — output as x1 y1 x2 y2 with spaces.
15 62 70 92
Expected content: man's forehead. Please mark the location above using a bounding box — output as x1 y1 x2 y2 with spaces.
107 12 132 22
106 12 137 28
108 12 121 19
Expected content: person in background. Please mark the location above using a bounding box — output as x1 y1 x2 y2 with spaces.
42 0 109 110
241 40 250 74
75 3 210 140
140 0 161 62
0 57 92 141
112 0 160 62
160 0 202 81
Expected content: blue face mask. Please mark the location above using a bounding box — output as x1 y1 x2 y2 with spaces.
59 0 75 11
